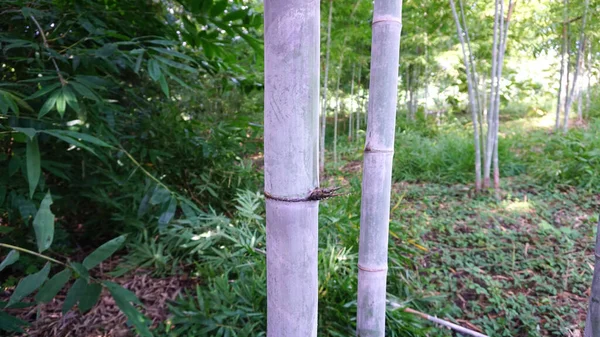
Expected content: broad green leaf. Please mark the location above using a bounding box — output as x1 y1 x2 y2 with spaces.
78 282 101 313
104 281 152 337
149 186 170 205
62 278 87 314
0 311 27 333
32 191 54 252
26 137 41 199
35 268 71 304
148 59 161 81
6 263 50 308
158 74 169 97
62 86 80 113
38 90 60 118
158 197 177 228
82 235 127 269
0 250 19 272
11 127 37 140
56 92 66 117
26 83 61 100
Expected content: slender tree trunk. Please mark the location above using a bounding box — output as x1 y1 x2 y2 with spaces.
564 0 589 132
264 1 319 335
356 1 402 336
320 0 334 173
584 218 600 337
484 0 500 188
334 67 342 166
586 41 592 117
555 1 568 130
357 66 361 139
450 0 481 192
563 5 571 131
459 0 482 116
350 64 355 141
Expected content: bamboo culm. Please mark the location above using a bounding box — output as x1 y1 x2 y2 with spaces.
356 0 402 336
563 0 590 132
483 0 500 188
264 0 319 335
320 0 333 173
350 64 355 141
450 0 481 192
555 0 568 130
584 218 600 337
334 66 342 166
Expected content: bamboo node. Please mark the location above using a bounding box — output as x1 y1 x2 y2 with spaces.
372 16 402 26
264 187 343 202
357 263 387 272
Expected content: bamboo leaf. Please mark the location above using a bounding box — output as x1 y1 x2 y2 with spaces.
148 59 161 81
82 235 127 269
42 131 97 156
70 262 90 281
26 137 41 199
56 92 66 117
0 250 19 272
12 127 37 140
104 281 152 337
62 86 80 113
62 278 87 314
32 191 55 253
158 197 177 228
0 311 28 333
45 130 111 148
35 268 71 304
158 74 169 97
134 50 145 74
78 282 101 313
6 263 50 308
38 90 60 118
149 186 170 205
26 83 61 100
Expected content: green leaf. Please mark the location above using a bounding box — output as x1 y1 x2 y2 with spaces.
104 281 152 337
56 92 66 117
38 90 60 118
62 86 80 113
42 131 97 155
62 278 87 314
83 235 127 270
70 82 100 101
210 0 228 16
158 197 177 228
0 311 28 333
148 47 196 63
158 74 169 97
32 191 55 252
26 83 61 100
149 186 170 205
45 130 111 148
35 268 71 304
222 9 247 22
153 55 198 73
78 282 101 313
134 51 145 74
70 262 90 281
0 250 19 272
11 127 37 140
96 43 118 58
26 137 41 199
6 263 50 308
148 59 161 81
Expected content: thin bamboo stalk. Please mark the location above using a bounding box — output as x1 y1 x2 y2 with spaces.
320 0 334 173
350 64 355 141
556 0 568 130
356 0 402 335
484 0 500 188
264 0 319 335
584 218 600 337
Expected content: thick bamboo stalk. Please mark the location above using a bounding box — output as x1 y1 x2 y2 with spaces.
584 218 600 337
264 1 319 335
563 0 589 132
320 0 334 173
356 0 402 336
450 0 481 192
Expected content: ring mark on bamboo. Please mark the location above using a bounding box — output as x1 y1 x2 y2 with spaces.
364 148 394 154
357 263 387 272
372 16 402 26
264 187 342 202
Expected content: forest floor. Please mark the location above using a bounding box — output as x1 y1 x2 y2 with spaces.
329 162 597 336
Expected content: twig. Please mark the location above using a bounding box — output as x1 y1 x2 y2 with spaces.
388 301 489 337
0 243 67 267
29 15 67 86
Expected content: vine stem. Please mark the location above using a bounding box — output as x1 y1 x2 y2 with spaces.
0 243 67 267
